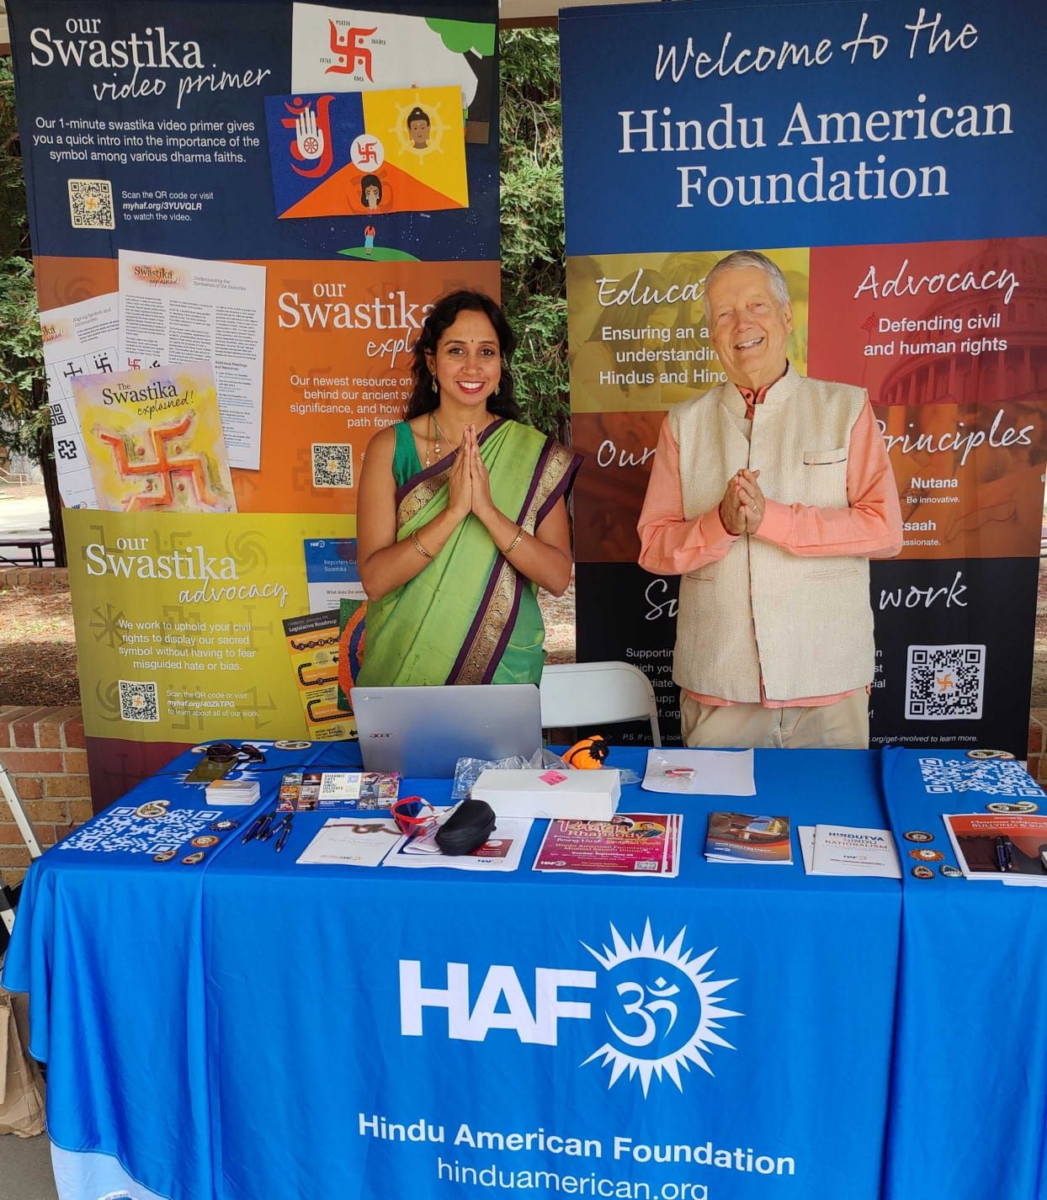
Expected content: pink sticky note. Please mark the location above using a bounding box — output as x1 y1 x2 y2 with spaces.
540 770 569 786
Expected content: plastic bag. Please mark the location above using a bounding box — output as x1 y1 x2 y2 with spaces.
452 748 638 797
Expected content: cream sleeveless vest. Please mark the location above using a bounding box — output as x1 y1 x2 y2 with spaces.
667 370 875 702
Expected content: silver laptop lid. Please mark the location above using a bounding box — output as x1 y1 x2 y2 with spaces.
350 684 543 778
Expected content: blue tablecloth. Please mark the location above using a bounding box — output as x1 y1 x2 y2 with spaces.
3 744 1044 1200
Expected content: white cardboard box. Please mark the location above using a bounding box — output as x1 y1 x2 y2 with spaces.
472 768 621 820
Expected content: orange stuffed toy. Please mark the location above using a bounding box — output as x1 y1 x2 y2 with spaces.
564 735 610 769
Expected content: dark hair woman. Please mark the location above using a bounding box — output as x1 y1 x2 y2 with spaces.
356 290 582 687
361 175 382 209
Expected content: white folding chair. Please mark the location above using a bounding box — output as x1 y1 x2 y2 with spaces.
0 767 43 938
539 661 662 747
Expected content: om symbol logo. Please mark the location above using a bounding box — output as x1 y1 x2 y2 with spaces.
581 921 742 1096
607 976 681 1048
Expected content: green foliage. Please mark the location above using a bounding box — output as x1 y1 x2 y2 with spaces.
0 57 45 461
499 28 568 440
427 18 496 58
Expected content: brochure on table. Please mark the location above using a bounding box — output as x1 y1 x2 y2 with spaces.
297 819 400 867
809 825 902 878
944 812 1047 885
705 813 792 864
534 813 681 877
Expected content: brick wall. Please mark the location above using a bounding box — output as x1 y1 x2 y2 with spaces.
2 568 67 587
0 706 91 888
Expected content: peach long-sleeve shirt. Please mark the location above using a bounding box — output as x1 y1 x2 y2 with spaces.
637 396 903 707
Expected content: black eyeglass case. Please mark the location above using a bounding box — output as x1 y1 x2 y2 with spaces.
435 800 497 856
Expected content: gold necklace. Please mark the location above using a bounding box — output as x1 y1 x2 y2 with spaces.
425 410 444 469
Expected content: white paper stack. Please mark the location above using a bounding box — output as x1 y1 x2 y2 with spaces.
296 819 400 866
643 749 756 796
471 768 620 820
206 778 260 806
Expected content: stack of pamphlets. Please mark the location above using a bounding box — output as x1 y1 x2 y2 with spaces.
704 812 792 864
533 813 681 877
296 819 400 866
277 771 399 812
944 813 1047 885
205 778 260 806
801 825 901 878
383 810 532 873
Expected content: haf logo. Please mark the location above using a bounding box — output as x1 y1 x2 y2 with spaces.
399 920 741 1097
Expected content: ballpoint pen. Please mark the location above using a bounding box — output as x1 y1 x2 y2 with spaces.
242 812 268 844
275 813 294 853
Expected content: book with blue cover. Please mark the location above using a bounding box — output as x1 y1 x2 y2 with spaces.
705 812 793 864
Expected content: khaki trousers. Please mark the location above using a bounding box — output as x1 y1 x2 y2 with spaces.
680 689 870 750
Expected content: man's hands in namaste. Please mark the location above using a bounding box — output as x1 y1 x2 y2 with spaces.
719 468 765 536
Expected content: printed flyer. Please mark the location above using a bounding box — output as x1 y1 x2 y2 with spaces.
40 292 117 509
72 361 235 514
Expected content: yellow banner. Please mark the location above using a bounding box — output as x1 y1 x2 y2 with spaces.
65 509 359 743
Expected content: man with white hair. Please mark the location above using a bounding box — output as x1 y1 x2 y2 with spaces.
637 250 902 749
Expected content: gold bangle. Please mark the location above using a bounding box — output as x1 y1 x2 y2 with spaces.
503 526 524 556
411 530 434 560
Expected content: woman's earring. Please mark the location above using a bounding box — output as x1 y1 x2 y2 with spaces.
495 383 501 397
431 377 438 394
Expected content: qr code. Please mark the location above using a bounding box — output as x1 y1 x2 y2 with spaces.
59 805 222 855
68 179 115 230
312 443 354 488
119 680 160 723
918 757 1043 797
905 644 985 720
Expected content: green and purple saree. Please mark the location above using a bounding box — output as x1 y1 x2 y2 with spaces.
357 418 581 686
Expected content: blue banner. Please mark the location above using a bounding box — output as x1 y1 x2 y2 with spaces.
562 0 1047 756
562 0 1047 255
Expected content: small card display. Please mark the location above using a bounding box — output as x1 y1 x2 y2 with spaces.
278 770 399 812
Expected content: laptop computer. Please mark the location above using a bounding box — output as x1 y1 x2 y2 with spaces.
350 684 544 777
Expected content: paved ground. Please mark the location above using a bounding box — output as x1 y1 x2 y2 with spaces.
0 486 53 566
0 1131 57 1200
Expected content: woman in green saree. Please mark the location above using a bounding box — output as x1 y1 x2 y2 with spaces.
356 291 581 686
